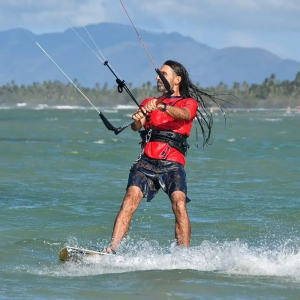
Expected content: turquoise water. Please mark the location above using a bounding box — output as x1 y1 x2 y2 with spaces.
1 105 300 299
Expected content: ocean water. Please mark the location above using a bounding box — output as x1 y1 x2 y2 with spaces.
1 104 300 300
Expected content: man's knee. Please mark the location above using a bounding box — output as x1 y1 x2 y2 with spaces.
121 186 143 213
125 186 143 200
171 191 186 202
170 191 187 212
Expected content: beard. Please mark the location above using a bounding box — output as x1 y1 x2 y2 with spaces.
156 82 166 92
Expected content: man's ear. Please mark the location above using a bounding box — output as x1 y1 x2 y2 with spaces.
175 76 182 85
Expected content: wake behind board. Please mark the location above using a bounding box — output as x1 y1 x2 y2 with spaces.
59 246 106 261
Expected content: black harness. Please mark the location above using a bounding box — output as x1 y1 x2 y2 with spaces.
139 129 190 156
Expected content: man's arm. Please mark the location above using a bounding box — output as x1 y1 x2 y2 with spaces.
131 107 147 131
144 98 195 121
157 103 191 120
131 119 143 131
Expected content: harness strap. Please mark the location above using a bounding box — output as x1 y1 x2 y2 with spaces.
139 129 189 156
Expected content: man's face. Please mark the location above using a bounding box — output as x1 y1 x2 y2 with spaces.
156 65 177 93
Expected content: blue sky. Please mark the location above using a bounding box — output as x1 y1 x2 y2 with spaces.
1 0 299 62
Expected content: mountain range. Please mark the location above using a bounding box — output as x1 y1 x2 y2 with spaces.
1 22 300 88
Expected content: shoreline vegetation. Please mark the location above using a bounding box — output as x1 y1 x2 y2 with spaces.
1 72 300 109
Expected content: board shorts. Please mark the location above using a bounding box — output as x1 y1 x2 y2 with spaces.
127 154 191 202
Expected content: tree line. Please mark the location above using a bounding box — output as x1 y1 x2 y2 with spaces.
1 72 300 108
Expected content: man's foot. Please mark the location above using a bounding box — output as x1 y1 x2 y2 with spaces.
100 247 116 255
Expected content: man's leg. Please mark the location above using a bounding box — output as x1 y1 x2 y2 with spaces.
170 191 191 246
109 186 143 251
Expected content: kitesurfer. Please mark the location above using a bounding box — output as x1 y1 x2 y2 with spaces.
102 60 220 254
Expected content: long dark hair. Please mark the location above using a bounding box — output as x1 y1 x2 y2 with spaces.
164 60 227 147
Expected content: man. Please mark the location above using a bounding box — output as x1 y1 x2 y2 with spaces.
103 60 217 254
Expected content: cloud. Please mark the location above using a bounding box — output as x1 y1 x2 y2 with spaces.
0 0 299 61
0 0 115 33
2 0 300 32
130 0 300 31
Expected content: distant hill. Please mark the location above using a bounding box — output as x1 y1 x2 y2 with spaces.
1 22 300 88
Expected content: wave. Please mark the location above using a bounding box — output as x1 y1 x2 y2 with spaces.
34 104 93 110
262 118 283 122
1 104 299 117
0 103 93 110
115 104 138 110
28 239 300 280
17 102 27 107
0 103 137 111
93 140 105 144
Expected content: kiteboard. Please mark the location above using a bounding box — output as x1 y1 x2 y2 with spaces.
59 246 107 261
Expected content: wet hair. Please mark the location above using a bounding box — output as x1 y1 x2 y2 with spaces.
163 60 227 147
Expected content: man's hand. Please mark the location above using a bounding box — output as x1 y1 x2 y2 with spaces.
132 107 147 121
145 98 167 111
143 98 158 112
132 98 160 121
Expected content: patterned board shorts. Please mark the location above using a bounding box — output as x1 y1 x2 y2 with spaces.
127 155 191 202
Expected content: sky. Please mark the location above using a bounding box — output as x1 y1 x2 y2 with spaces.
1 0 300 62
